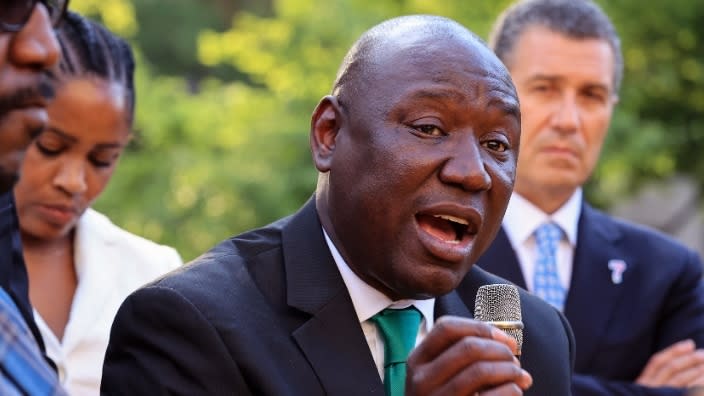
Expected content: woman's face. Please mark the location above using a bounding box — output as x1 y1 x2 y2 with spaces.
14 77 131 241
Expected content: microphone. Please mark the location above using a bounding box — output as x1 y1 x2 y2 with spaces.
474 283 524 357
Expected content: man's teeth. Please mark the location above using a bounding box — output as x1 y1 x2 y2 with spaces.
433 214 468 225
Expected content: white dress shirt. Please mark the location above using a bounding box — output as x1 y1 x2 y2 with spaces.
323 229 434 380
502 189 582 293
34 209 182 396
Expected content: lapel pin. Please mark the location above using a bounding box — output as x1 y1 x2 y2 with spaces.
607 259 627 284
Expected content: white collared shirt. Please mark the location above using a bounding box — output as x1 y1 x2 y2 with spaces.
502 189 582 293
33 209 182 396
323 229 435 380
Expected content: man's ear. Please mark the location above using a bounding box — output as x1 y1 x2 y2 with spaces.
310 95 344 172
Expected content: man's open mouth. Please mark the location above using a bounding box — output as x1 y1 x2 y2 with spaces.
416 213 473 244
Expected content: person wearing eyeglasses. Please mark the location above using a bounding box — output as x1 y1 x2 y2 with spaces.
0 1 70 395
12 12 182 394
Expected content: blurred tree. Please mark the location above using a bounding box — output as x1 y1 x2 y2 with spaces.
68 0 703 261
591 0 704 207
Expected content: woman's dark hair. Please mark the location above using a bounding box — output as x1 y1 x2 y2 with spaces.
56 11 136 125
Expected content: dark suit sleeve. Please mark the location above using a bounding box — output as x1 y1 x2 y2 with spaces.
572 375 683 396
655 249 704 348
571 249 704 396
557 309 576 375
101 285 253 396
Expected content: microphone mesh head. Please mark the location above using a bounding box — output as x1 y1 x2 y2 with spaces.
474 283 523 354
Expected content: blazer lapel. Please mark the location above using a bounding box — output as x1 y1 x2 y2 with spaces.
283 199 384 395
453 265 519 318
435 289 473 319
477 228 527 289
564 203 626 368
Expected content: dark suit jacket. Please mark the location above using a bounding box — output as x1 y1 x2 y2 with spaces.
0 192 46 354
101 199 574 395
476 203 704 396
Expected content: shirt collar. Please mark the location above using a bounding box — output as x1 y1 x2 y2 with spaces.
503 188 582 246
323 228 434 332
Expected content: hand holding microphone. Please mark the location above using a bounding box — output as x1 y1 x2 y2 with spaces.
405 284 531 395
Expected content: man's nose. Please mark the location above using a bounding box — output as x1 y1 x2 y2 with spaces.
9 4 61 69
438 136 492 191
551 92 581 134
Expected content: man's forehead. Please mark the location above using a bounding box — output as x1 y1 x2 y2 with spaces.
509 27 615 93
376 40 516 95
375 33 509 76
397 82 520 117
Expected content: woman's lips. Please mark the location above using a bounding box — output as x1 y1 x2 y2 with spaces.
37 204 77 226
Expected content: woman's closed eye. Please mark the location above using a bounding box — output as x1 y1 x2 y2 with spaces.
89 151 120 168
34 140 65 156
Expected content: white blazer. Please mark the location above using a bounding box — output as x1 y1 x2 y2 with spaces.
34 208 182 396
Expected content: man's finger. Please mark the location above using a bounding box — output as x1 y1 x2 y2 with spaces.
409 336 518 393
409 316 516 365
428 361 531 396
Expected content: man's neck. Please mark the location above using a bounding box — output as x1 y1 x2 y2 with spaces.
513 186 576 215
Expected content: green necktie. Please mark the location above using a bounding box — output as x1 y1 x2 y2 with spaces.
371 307 422 396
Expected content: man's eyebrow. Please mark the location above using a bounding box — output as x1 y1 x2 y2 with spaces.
403 88 520 118
526 74 562 83
527 74 612 95
488 97 520 119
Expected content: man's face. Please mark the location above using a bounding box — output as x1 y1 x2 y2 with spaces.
314 37 520 300
507 26 617 212
0 3 61 193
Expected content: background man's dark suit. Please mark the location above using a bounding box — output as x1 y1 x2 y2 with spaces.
102 199 575 395
476 203 704 396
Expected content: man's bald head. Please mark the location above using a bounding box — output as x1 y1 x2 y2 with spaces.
331 15 511 108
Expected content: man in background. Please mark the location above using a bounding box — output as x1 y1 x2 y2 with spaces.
102 14 574 395
0 0 69 394
471 0 704 394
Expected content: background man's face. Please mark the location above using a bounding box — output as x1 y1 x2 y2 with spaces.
507 26 617 209
0 3 60 193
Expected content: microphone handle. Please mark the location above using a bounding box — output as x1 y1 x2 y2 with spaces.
485 320 523 359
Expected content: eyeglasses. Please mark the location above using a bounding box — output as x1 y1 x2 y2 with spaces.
0 0 68 32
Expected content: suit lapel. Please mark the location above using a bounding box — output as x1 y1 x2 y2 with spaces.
564 203 626 367
283 199 384 394
435 289 473 319
453 265 519 318
477 228 527 289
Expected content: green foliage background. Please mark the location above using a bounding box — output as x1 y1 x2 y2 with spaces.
70 0 704 261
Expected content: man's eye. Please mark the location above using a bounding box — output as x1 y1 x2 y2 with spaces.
583 91 607 103
532 85 551 92
414 124 444 136
482 140 508 152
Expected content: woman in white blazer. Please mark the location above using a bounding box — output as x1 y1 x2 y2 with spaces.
12 12 181 395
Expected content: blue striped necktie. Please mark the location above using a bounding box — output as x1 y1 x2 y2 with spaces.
533 222 566 311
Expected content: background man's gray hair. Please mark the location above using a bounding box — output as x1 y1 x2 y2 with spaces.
490 0 623 93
